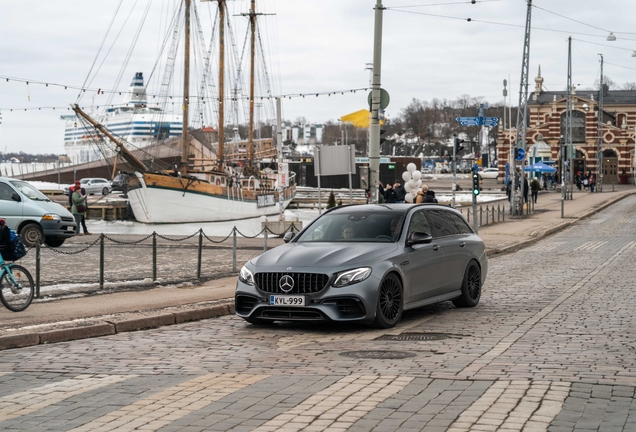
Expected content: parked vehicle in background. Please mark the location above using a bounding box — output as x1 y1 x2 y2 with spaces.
236 203 488 328
479 168 499 180
111 173 130 193
0 177 77 247
64 178 112 196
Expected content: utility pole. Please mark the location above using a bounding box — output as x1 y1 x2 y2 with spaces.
513 0 532 216
368 0 384 204
566 36 574 201
597 54 604 192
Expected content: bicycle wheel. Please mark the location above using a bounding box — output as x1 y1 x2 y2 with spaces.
0 265 35 312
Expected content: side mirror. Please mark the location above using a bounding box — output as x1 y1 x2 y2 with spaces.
11 193 21 202
407 231 433 246
283 232 295 243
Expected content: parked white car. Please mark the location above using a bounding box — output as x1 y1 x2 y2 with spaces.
64 178 112 196
479 168 499 180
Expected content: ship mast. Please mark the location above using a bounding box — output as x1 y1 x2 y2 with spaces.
181 0 192 175
247 0 256 172
217 0 226 171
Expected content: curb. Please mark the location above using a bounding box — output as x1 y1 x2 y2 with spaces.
0 303 235 351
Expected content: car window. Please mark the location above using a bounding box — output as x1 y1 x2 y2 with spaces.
425 210 459 237
445 211 473 234
296 211 404 242
0 183 15 201
8 180 49 201
407 211 432 238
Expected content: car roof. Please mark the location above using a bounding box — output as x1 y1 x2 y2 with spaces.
324 203 459 217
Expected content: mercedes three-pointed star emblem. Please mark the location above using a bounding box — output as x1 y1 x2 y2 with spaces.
279 275 295 293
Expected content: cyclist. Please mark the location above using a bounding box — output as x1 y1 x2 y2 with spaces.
0 218 10 260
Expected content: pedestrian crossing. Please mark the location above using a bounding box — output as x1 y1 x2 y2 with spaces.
574 241 608 251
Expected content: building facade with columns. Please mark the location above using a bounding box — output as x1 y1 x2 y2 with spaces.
498 68 635 184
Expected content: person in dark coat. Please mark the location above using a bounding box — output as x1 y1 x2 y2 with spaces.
383 184 398 203
523 176 529 203
393 180 406 203
420 185 438 203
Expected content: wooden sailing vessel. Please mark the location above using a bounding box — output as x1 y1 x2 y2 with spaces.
73 0 295 223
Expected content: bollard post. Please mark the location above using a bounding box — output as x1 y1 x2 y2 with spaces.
99 234 104 289
503 204 506 222
152 232 157 282
35 243 40 298
264 225 268 252
492 206 495 224
479 207 483 227
232 227 237 273
197 229 203 279
485 206 489 226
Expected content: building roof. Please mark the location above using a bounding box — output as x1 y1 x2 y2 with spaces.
529 90 636 106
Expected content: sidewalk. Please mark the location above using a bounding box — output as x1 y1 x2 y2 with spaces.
1 185 634 350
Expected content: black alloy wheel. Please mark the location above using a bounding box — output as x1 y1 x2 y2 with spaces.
453 260 481 308
373 273 403 328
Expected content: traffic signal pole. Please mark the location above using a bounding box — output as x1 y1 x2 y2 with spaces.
368 0 384 204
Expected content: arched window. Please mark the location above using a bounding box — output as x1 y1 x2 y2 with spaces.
560 111 586 143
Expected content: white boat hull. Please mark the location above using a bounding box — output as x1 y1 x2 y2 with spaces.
127 175 294 224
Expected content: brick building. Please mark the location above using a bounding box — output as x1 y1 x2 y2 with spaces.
498 67 635 184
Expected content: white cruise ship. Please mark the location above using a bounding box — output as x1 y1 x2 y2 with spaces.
62 73 183 164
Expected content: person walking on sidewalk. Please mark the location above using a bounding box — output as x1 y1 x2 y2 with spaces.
530 176 540 204
589 172 596 193
71 181 91 236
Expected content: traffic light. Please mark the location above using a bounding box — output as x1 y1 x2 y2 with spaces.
472 169 480 195
454 136 465 154
514 147 520 160
380 128 387 144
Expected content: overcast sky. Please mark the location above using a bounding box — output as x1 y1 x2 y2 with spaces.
1 0 635 155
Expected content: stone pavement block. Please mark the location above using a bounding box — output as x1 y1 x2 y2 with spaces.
0 333 39 350
112 314 175 333
39 323 115 344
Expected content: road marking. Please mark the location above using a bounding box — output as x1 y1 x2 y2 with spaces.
527 241 565 252
448 380 571 431
0 375 132 422
68 373 267 432
252 375 414 431
458 241 636 378
574 241 607 251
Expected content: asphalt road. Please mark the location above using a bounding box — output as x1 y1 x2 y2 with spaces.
0 195 634 431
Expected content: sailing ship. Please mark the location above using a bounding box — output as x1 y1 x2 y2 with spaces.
72 0 295 223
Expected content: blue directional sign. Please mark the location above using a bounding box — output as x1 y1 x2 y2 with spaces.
455 115 499 127
483 117 499 127
515 148 526 161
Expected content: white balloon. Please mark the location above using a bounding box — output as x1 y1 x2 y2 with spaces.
416 179 422 188
404 183 413 193
404 192 414 203
408 179 417 189
401 171 411 182
407 163 416 173
412 170 422 181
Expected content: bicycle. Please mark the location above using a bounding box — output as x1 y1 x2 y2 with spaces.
0 249 35 312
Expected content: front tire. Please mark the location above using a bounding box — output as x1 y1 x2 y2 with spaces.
20 223 43 247
372 273 403 329
452 260 481 308
102 187 109 196
0 265 35 312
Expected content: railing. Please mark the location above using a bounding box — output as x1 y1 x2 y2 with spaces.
458 203 508 227
18 224 302 300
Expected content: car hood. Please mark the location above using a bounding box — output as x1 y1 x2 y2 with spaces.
25 199 74 218
251 242 398 269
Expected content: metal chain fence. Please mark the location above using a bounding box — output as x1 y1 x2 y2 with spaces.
15 223 302 299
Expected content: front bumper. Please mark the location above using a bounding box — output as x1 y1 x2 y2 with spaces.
41 218 77 238
235 277 380 323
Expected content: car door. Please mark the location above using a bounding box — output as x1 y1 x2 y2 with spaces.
423 209 462 296
405 210 446 303
0 182 24 230
442 210 476 289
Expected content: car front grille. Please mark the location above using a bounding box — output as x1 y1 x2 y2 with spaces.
258 307 326 320
61 216 75 222
255 272 330 294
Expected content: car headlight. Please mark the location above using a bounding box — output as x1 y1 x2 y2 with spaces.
42 214 61 221
333 267 372 288
239 265 255 286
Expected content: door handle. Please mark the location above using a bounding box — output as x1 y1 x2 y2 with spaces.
432 244 440 251
459 242 466 248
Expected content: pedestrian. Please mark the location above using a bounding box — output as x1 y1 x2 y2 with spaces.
576 171 582 191
506 179 512 201
379 181 397 203
393 180 406 203
71 181 90 236
589 172 596 193
542 173 548 191
415 189 425 204
523 175 529 203
422 185 438 203
530 176 540 203
583 172 589 191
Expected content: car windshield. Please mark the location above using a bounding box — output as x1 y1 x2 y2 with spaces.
296 210 404 243
9 180 49 201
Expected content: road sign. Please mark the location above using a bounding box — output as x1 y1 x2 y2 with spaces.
483 117 499 127
515 148 526 161
455 116 481 126
368 88 390 109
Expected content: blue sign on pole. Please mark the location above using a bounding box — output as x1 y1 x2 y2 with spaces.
456 115 499 127
515 148 526 161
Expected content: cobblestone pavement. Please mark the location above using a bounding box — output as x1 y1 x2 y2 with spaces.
0 196 635 431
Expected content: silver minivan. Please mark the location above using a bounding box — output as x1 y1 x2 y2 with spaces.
0 177 77 247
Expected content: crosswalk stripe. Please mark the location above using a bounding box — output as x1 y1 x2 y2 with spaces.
574 241 607 251
67 373 267 432
252 375 414 432
447 380 571 431
0 375 133 422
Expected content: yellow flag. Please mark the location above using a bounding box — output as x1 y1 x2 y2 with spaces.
340 109 385 128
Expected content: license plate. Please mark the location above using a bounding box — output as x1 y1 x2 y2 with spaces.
269 295 305 307
66 226 75 232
